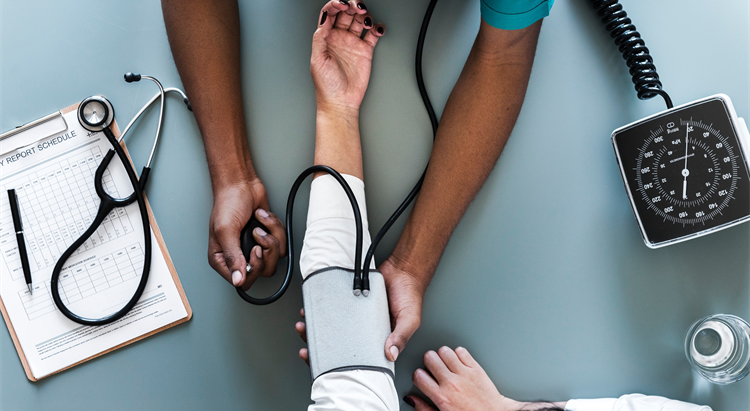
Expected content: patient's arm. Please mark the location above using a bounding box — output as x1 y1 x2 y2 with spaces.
296 3 396 411
311 0 383 177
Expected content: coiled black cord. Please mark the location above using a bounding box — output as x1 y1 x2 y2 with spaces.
592 0 673 109
360 0 440 291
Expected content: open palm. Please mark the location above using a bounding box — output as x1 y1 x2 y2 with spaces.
311 1 384 112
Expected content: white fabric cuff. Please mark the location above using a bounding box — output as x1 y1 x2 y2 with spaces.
566 395 712 411
300 174 374 279
307 174 369 229
565 398 617 411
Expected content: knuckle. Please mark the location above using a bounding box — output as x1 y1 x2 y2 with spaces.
412 369 422 382
434 395 449 409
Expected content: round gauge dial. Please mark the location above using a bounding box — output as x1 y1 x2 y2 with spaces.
613 96 750 248
636 120 740 224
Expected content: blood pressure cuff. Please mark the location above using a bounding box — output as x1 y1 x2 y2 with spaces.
302 267 394 382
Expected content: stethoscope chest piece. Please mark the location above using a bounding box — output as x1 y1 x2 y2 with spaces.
78 95 114 132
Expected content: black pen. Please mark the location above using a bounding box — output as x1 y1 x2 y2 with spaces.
7 189 33 294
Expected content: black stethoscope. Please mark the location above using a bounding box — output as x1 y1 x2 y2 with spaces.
50 73 191 326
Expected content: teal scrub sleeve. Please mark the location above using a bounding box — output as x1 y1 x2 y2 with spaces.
480 0 555 30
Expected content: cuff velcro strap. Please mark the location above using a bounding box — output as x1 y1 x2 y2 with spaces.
302 267 394 382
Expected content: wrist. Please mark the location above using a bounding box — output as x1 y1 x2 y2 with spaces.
210 167 259 194
383 252 432 295
316 101 360 123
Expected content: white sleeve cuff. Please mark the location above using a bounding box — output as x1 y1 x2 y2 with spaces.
566 395 712 411
309 370 398 411
565 398 617 411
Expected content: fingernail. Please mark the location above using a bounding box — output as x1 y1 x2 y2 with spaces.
320 11 327 25
377 26 384 35
403 396 415 407
231 270 242 286
390 345 399 361
254 227 267 236
339 0 349 4
255 246 263 259
257 209 269 218
357 2 366 10
364 16 372 27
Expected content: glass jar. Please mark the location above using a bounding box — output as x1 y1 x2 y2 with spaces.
685 314 750 385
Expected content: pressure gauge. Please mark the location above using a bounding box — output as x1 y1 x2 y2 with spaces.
612 94 750 248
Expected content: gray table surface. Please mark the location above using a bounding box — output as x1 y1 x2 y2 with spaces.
1 0 748 410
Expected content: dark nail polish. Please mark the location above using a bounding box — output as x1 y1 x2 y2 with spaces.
357 2 367 10
364 17 372 27
340 0 349 4
377 26 384 35
403 396 415 407
320 11 327 25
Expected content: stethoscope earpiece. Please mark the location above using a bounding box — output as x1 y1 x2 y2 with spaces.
124 72 141 83
78 95 115 132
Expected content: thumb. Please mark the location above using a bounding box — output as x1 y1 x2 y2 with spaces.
215 225 249 287
384 310 421 362
404 396 436 411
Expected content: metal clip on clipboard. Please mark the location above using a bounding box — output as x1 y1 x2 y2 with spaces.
0 111 68 156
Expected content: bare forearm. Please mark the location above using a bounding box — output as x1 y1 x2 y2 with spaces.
314 107 363 180
390 20 542 287
161 0 254 191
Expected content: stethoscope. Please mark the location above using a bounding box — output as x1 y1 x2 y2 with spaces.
50 73 191 326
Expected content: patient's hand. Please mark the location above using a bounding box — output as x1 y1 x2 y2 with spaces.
312 0 385 115
406 347 566 411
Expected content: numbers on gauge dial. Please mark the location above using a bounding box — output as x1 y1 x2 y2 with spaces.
635 119 741 225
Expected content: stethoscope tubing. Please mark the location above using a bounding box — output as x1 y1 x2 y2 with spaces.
50 127 152 326
235 165 364 304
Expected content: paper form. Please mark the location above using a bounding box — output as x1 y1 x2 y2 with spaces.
0 110 188 379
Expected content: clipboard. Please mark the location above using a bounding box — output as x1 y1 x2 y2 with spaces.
0 102 192 381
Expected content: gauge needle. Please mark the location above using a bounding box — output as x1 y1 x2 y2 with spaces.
682 124 690 200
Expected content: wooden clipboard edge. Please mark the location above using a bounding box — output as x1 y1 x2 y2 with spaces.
0 102 192 382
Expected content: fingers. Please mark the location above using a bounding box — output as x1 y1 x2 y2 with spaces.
314 0 350 53
256 208 287 256
207 232 232 283
211 220 248 287
348 13 372 37
412 368 440 401
455 346 480 368
320 0 350 26
423 350 451 383
299 348 309 366
333 1 358 30
437 346 465 374
404 396 437 411
362 23 385 48
295 321 307 343
243 245 264 291
384 308 420 361
251 223 281 275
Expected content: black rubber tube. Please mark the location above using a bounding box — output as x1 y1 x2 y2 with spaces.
361 0 440 290
236 165 364 304
50 127 152 326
